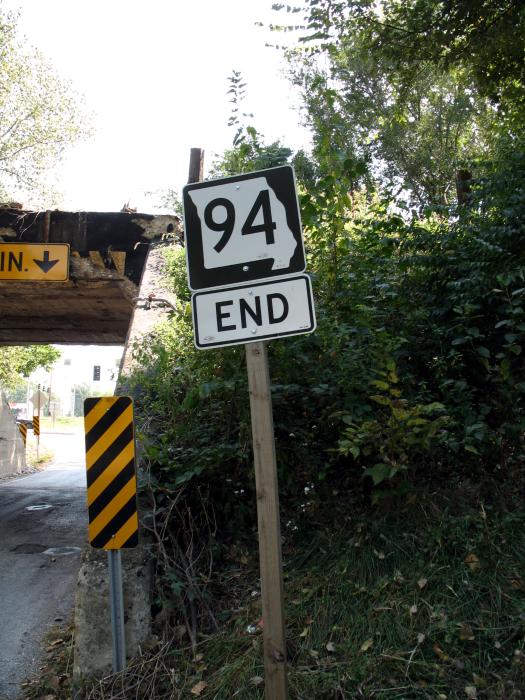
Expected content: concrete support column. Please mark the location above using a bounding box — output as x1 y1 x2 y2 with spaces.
0 392 25 478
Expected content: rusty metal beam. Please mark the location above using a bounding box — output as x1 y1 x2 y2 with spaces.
0 209 181 345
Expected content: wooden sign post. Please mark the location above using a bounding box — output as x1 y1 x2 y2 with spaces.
246 341 288 697
182 150 316 699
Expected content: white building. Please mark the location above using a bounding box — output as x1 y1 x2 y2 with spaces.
29 345 123 417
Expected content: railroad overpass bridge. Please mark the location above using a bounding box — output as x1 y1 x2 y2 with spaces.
0 206 183 684
0 207 180 345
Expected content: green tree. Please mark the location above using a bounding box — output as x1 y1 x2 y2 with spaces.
0 345 61 391
364 0 525 117
294 53 491 205
211 70 292 177
73 382 93 416
277 0 514 206
0 4 89 204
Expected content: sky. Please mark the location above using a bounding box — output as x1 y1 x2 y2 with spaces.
3 0 310 213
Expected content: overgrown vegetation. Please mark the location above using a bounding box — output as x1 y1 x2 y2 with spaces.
70 486 524 699
21 623 75 699
75 1 525 697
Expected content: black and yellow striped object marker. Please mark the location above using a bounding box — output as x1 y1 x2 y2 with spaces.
32 415 40 436
84 396 139 549
17 422 27 447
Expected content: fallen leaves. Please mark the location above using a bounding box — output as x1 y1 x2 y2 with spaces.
472 673 485 687
458 622 475 641
433 643 450 662
299 614 314 638
360 638 374 652
47 675 61 689
45 640 64 652
190 680 208 696
464 553 480 572
20 622 74 699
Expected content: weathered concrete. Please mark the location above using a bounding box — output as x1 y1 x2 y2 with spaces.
73 546 152 679
119 242 179 377
0 209 180 345
73 241 178 680
0 392 25 477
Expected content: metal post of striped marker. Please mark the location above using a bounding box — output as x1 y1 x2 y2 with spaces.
83 396 139 673
36 385 41 461
108 549 126 672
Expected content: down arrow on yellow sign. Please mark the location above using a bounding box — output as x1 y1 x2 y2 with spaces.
0 243 70 281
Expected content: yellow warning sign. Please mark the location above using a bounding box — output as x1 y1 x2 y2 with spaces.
0 243 69 281
32 416 40 436
83 396 139 549
17 423 27 447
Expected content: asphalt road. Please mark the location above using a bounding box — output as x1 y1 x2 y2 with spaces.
0 429 87 700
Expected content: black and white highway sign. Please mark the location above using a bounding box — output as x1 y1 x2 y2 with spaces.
192 274 316 349
183 166 305 291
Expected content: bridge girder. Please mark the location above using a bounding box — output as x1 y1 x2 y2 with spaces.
0 209 180 345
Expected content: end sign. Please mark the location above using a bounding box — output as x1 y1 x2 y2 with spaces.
183 166 316 349
192 275 315 349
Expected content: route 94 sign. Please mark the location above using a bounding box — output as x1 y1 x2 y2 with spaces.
183 165 305 290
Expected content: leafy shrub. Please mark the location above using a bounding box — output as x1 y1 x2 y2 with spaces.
126 133 525 640
132 140 525 514
339 360 450 489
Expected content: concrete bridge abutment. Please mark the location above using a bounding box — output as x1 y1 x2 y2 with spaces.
73 242 178 680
